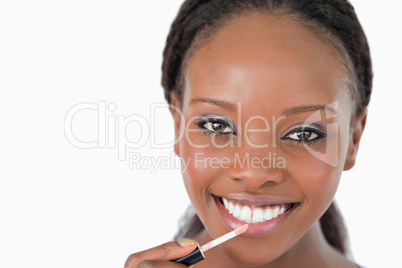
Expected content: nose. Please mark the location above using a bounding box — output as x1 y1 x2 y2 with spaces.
226 146 286 190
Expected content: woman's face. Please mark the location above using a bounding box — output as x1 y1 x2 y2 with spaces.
172 13 363 265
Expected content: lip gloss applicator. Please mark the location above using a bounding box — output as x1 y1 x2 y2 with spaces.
173 224 249 266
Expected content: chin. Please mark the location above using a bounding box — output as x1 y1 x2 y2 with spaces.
220 241 287 266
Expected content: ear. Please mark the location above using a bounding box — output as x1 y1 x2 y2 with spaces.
169 92 183 156
343 109 367 170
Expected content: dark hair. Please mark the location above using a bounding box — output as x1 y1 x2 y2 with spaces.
162 0 372 255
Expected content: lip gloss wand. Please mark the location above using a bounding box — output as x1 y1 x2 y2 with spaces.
173 224 249 266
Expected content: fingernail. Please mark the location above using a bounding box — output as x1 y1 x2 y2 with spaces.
178 238 196 247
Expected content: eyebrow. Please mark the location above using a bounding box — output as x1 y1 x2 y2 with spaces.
189 98 337 116
189 98 237 112
282 105 337 116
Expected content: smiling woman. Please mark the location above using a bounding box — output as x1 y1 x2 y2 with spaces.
124 0 372 267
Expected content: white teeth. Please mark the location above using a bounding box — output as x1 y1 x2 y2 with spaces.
263 208 273 221
221 197 291 223
228 201 235 214
279 206 285 215
239 206 252 223
252 208 264 223
233 204 242 218
272 206 280 218
223 197 229 208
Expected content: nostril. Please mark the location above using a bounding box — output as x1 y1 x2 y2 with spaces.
227 165 286 190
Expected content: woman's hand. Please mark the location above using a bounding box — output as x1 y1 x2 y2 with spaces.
124 239 198 267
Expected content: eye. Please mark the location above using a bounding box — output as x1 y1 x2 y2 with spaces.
203 121 234 133
196 117 236 136
281 126 326 145
286 130 318 141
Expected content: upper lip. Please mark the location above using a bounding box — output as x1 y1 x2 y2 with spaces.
217 193 299 207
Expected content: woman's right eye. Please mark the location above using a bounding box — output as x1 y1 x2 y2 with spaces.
196 118 236 137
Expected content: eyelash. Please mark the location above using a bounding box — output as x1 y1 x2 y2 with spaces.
195 118 236 138
280 126 326 146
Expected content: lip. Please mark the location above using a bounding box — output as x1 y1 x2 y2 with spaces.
214 194 300 238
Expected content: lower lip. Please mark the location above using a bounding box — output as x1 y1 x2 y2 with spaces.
214 196 297 238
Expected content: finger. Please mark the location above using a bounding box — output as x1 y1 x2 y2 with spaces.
137 259 188 268
124 239 198 268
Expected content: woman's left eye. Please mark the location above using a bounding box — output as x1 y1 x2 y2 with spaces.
286 130 318 141
281 127 326 145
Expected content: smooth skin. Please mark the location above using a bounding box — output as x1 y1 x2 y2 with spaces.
125 13 366 268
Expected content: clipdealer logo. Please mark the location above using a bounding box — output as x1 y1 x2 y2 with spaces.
64 101 181 161
302 101 339 167
64 100 339 170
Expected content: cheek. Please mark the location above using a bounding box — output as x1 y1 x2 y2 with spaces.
284 153 343 238
179 136 226 206
291 157 342 202
286 133 349 213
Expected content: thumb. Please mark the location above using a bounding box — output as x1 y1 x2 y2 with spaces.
124 239 198 267
173 239 199 259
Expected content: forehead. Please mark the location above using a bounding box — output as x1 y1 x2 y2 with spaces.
183 13 351 114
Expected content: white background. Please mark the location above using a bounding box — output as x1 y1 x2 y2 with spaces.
0 1 401 267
